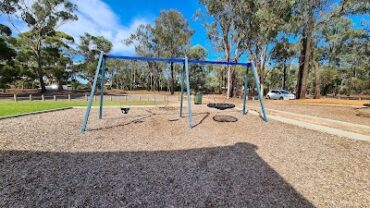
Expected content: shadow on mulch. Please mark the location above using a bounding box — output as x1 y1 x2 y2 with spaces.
1 143 313 207
192 112 210 128
88 111 211 131
87 114 153 131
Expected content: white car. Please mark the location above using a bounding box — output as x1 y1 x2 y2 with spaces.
266 90 296 100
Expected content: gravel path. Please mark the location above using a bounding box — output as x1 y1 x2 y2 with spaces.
1 107 369 207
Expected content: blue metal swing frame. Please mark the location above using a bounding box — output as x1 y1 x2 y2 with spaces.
80 52 268 132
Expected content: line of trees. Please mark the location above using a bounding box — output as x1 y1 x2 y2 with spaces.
1 0 369 98
196 0 369 98
0 0 112 93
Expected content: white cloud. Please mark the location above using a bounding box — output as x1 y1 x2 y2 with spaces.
59 0 150 55
3 0 149 55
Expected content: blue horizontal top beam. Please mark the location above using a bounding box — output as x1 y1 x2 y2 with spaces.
104 55 251 67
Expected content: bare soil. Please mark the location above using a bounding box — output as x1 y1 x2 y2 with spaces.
0 107 369 207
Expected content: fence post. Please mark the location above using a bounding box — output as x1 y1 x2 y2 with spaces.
14 94 17 102
110 95 112 101
53 95 57 101
41 94 45 101
68 94 71 101
29 94 32 101
94 95 96 101
85 93 88 101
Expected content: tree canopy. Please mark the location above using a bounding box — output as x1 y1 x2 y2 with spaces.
0 1 368 97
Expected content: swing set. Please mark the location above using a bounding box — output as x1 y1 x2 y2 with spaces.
80 52 268 132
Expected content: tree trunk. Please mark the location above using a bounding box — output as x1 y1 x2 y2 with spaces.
224 37 231 99
296 1 314 99
259 49 267 97
170 62 174 95
226 66 232 99
133 66 136 90
37 55 46 93
58 81 63 91
282 62 286 89
220 68 224 94
313 60 321 99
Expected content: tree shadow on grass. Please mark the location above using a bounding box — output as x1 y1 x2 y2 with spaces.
0 143 313 207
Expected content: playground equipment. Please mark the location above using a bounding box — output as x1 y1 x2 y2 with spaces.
207 103 236 110
80 52 268 132
120 107 130 114
213 115 238 122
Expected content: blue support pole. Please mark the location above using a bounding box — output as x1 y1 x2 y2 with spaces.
99 59 106 119
179 62 185 117
251 62 268 121
184 57 193 128
242 66 249 114
81 52 104 132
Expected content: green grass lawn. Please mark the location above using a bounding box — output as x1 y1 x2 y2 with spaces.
0 100 163 117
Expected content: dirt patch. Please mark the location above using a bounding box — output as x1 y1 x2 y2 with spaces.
0 107 369 207
356 108 370 118
246 101 370 126
281 98 368 106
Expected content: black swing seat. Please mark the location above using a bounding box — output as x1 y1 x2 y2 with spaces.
207 103 235 110
120 107 130 114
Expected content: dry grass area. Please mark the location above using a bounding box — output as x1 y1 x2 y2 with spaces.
1 107 369 207
188 95 370 126
200 94 368 106
249 100 370 126
276 98 368 106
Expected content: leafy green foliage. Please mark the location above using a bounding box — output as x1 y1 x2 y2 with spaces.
0 24 18 90
7 0 77 92
126 10 194 93
188 45 208 91
78 33 112 85
0 0 368 97
153 10 194 58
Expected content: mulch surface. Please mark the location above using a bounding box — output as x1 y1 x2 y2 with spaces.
0 106 369 207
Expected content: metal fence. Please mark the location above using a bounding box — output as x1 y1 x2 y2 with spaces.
5 93 169 104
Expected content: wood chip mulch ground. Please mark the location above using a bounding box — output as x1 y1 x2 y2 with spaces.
0 106 369 207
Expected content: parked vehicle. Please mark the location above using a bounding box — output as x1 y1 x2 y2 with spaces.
266 90 296 100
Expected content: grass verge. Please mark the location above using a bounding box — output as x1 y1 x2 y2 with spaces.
0 100 163 117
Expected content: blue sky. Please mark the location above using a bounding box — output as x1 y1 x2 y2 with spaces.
103 0 213 55
1 0 369 60
57 0 217 58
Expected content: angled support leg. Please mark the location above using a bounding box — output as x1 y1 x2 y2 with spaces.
184 57 193 128
81 52 104 132
242 66 249 114
99 59 106 119
179 62 185 117
251 62 268 121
